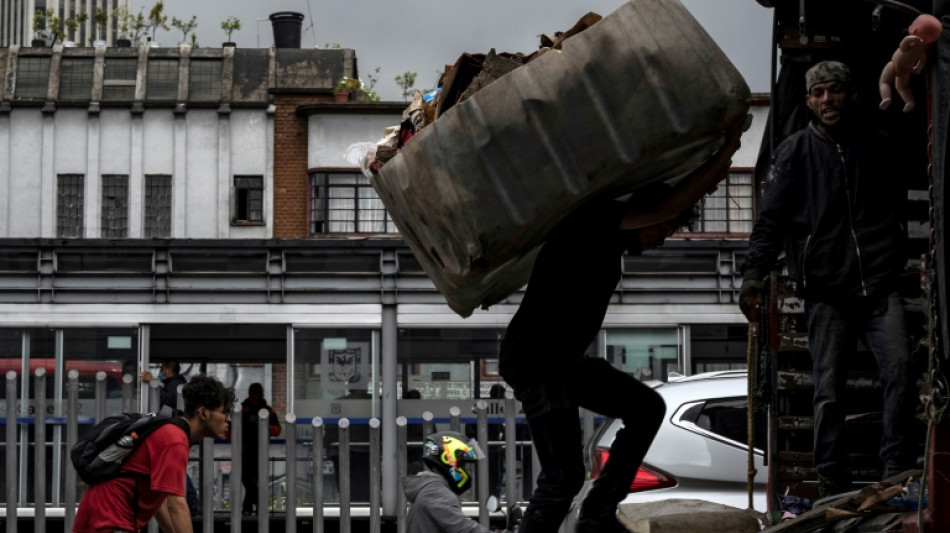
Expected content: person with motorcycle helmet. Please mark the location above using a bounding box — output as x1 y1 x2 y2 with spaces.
403 431 499 533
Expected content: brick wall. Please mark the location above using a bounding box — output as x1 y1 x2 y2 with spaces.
273 93 333 239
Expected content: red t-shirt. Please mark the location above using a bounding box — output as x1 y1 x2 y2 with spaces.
73 422 190 532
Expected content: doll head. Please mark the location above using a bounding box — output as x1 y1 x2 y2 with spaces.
909 14 942 45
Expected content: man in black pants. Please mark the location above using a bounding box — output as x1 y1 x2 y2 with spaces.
499 121 744 533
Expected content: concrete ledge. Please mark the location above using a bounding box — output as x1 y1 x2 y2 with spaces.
618 498 762 533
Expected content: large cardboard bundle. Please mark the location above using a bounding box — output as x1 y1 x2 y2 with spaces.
373 0 750 317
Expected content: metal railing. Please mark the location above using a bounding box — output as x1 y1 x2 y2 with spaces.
0 371 566 532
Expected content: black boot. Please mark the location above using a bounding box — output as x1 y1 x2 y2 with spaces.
575 506 626 533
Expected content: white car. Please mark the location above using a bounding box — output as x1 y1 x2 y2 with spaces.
576 371 768 516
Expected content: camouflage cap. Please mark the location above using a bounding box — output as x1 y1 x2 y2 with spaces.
805 61 852 92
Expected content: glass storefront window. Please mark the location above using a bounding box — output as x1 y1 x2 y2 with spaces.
605 328 680 382
397 328 506 400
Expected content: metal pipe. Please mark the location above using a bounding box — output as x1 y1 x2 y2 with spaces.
475 400 489 527
395 416 407 533
229 401 242 533
504 391 517 511
94 370 106 423
381 304 398 514
422 411 434 439
149 381 160 414
64 370 79 532
338 418 350 533
368 418 381 533
312 417 324 533
121 373 134 413
201 432 214 533
258 407 270 533
285 413 297 533
449 406 461 433
35 367 47 533
6 370 18 533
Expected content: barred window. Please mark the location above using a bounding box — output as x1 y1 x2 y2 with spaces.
59 58 94 100
144 175 172 238
188 60 222 101
310 172 397 234
689 171 754 234
146 59 179 100
101 175 129 238
15 56 51 99
57 174 84 238
103 58 137 101
234 175 263 222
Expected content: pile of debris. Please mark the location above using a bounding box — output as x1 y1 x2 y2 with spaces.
364 13 604 175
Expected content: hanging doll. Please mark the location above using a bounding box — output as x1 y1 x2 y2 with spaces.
879 14 942 112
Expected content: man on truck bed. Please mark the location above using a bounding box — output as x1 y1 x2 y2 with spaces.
739 61 918 497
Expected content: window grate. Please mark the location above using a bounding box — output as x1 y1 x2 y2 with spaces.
234 175 263 222
57 174 84 238
103 58 137 101
688 172 754 234
15 56 51 99
101 174 129 238
188 60 222 101
59 58 94 100
146 59 178 100
310 172 398 234
144 174 172 238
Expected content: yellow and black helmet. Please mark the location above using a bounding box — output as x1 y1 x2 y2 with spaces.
422 431 484 494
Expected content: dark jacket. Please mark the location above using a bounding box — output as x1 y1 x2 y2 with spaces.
742 121 906 300
403 471 491 533
159 373 187 411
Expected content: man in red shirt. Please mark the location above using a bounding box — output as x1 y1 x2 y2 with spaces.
73 375 234 533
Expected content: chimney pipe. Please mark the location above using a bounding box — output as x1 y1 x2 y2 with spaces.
269 12 305 48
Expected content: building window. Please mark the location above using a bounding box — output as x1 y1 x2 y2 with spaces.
59 58 94 100
103 58 137 101
146 59 179 100
56 174 84 238
101 175 129 238
188 60 222 101
15 56 51 99
310 172 397 234
144 174 172 238
234 175 263 223
689 171 754 234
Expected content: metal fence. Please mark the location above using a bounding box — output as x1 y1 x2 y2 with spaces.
0 370 584 532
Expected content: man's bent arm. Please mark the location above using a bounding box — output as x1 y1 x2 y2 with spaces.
620 114 747 230
155 494 193 533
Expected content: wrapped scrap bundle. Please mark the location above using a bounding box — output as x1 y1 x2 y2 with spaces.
372 0 751 317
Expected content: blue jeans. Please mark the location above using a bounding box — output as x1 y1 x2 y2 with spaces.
806 292 918 482
506 357 665 533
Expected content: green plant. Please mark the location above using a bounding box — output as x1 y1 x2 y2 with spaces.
114 6 147 43
171 15 197 44
65 11 88 43
395 71 418 101
190 33 199 48
145 0 169 42
93 9 108 41
221 16 241 43
335 76 361 92
358 67 382 102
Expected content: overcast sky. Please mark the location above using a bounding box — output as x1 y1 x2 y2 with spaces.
137 0 774 101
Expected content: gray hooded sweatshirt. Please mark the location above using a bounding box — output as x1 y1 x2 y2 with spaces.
403 471 492 533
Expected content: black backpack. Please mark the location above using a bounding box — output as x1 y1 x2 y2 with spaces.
70 407 190 485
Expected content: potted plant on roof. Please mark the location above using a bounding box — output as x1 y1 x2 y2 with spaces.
92 8 109 46
334 76 361 104
171 15 197 46
221 16 241 47
143 0 168 47
114 6 147 46
63 11 88 47
30 9 51 47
